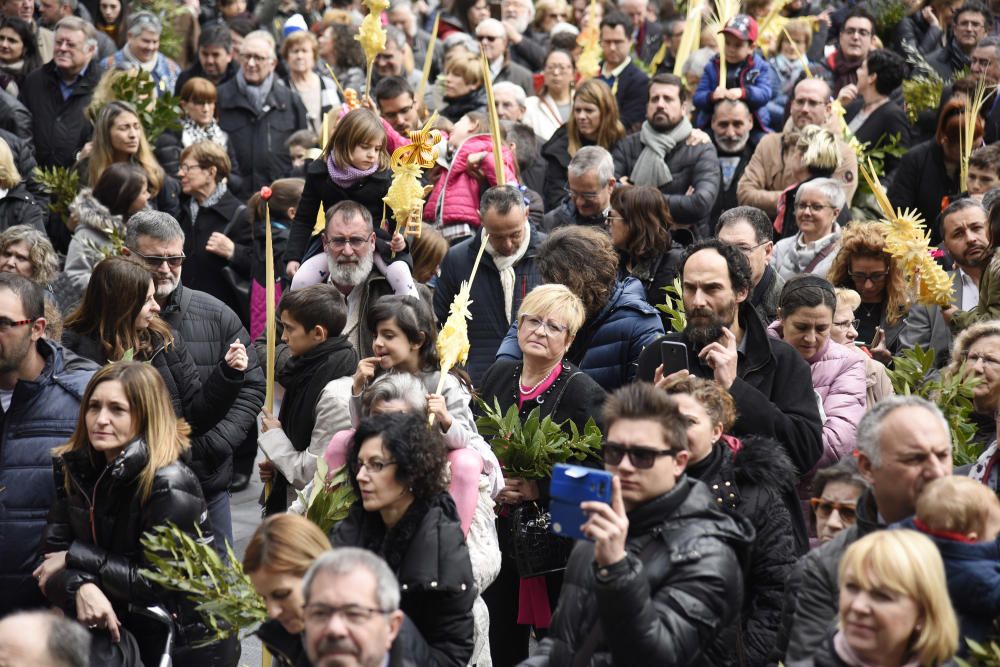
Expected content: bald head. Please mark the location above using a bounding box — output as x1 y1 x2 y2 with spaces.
0 612 90 667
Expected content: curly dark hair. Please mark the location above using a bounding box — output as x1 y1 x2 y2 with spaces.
537 225 619 318
347 412 449 501
680 239 752 296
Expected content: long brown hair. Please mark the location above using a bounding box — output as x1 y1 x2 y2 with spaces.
610 186 672 260
65 255 174 360
54 362 191 502
88 100 165 194
826 222 908 326
567 79 625 157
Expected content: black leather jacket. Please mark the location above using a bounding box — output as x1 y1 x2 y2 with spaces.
40 438 214 656
522 476 755 667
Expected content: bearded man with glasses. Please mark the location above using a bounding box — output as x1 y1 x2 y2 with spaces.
520 382 753 667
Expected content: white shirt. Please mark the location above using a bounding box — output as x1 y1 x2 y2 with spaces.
958 268 979 311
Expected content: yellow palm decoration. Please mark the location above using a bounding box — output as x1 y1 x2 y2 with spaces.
383 114 441 237
576 0 602 79
959 76 991 192
674 0 706 78
432 235 490 424
356 0 390 96
709 0 741 84
859 158 953 307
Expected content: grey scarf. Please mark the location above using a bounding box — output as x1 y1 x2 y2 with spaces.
629 117 692 187
236 70 275 114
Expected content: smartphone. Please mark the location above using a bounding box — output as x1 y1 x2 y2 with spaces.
549 464 614 542
660 340 689 376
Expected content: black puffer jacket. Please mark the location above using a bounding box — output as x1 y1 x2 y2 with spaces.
0 181 45 232
687 438 804 667
331 493 476 667
159 285 265 493
522 476 755 667
618 247 685 329
40 438 214 663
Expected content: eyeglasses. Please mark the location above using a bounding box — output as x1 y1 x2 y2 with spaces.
602 442 679 469
848 271 889 284
809 498 857 522
478 34 502 42
564 188 602 202
833 318 860 330
0 316 35 332
730 240 770 255
240 53 273 63
357 458 396 474
178 163 202 173
323 234 373 250
842 27 872 37
132 250 186 268
303 603 389 626
963 352 1000 368
519 314 569 336
794 202 835 213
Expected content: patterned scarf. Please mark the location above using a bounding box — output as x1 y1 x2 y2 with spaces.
326 153 378 188
181 117 228 149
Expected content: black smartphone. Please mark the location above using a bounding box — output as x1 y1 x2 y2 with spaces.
660 340 689 376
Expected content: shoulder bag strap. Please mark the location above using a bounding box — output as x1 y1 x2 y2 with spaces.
571 535 662 667
547 370 581 417
803 240 837 274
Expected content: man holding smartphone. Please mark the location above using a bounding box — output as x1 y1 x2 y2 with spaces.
520 383 753 667
636 239 823 477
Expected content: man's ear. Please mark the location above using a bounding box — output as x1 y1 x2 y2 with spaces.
674 449 690 477
857 452 876 485
121 247 133 256
311 324 328 342
386 610 405 646
735 285 749 304
31 317 46 341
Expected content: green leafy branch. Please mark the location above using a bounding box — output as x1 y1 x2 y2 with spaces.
886 345 982 465
33 166 79 219
854 133 907 195
108 70 181 142
476 398 603 479
958 639 1000 667
141 522 266 644
297 457 357 534
900 42 949 124
656 276 687 333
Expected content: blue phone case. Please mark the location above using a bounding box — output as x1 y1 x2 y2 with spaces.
549 464 614 542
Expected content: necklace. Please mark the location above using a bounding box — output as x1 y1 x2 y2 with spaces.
860 301 882 319
519 361 561 395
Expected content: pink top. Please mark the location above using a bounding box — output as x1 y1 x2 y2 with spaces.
517 364 563 409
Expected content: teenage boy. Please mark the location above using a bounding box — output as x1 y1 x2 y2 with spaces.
258 284 358 514
693 14 776 135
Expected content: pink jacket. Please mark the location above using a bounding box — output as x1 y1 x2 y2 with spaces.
423 134 518 228
768 321 867 468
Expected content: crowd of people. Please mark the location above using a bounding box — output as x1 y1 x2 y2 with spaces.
1 0 1000 665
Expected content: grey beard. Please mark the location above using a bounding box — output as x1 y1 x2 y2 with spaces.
717 135 750 154
327 251 375 287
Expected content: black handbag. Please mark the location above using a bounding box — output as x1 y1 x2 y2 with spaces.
510 500 575 577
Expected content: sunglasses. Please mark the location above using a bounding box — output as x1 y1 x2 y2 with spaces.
602 442 679 469
809 498 857 522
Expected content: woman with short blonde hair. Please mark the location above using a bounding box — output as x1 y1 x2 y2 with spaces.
829 530 959 667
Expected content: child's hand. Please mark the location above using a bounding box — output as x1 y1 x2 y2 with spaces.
260 408 281 432
426 393 453 432
711 86 727 101
353 356 381 394
686 128 710 146
390 232 405 253
258 459 275 482
286 260 301 278
724 88 743 101
225 338 248 371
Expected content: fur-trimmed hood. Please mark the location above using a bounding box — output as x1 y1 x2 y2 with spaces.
68 188 123 236
730 435 799 492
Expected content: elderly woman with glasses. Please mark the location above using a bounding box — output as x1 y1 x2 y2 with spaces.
827 222 910 365
945 321 1000 452
771 178 846 281
332 411 476 667
476 283 606 666
177 141 251 320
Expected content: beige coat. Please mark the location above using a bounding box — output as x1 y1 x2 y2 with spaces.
736 119 859 217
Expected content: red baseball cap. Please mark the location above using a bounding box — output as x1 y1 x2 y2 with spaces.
721 14 759 42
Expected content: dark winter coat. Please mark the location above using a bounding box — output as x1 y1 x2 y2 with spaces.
283 158 392 265
0 127 48 209
521 476 755 667
617 247 685 329
331 492 477 667
541 200 609 233
636 301 824 476
780 491 883 663
927 39 971 80
540 125 581 212
217 76 307 198
0 181 45 232
159 285 265 494
433 227 545 384
0 87 31 142
0 340 96 616
843 99 911 174
440 86 487 123
40 438 215 663
496 278 665 390
895 12 943 54
711 139 757 225
19 60 102 168
597 60 649 131
612 133 721 239
61 329 243 451
887 140 958 246
687 438 805 667
750 265 784 327
263 336 357 515
174 59 239 95
178 186 252 319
